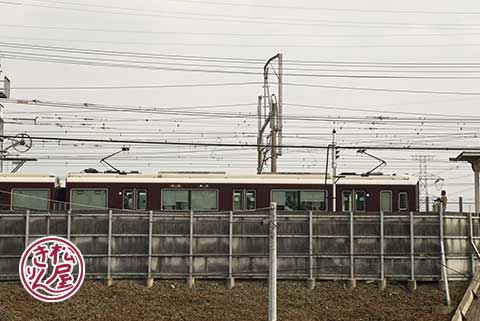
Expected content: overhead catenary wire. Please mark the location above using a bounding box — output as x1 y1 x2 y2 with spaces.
4 135 480 151
6 90 480 120
7 81 480 96
6 97 480 123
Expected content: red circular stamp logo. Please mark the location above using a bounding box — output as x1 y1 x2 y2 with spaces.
19 236 85 302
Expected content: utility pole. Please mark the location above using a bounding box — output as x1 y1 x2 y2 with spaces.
0 104 4 174
0 67 11 173
257 96 263 174
270 96 278 173
277 53 283 159
257 53 283 174
0 67 36 173
332 129 337 212
268 202 277 321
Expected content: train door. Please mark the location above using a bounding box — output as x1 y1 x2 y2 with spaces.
343 190 366 212
342 190 353 212
380 190 392 212
354 191 366 212
233 189 256 211
122 188 147 210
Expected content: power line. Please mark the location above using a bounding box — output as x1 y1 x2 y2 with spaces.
6 24 480 38
5 53 480 79
6 49 480 76
0 42 266 63
6 47 480 74
7 97 480 124
7 36 480 49
10 81 261 90
4 43 480 79
27 0 480 19
285 60 480 68
284 103 480 118
284 82 480 96
4 42 480 66
0 54 259 76
5 0 480 29
7 90 480 121
166 0 480 15
4 135 480 151
0 50 265 70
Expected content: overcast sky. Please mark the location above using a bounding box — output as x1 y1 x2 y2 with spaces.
1 0 480 209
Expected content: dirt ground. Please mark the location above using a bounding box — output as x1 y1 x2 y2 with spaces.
0 279 467 321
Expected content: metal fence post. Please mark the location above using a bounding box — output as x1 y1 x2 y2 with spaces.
348 211 356 288
67 210 71 240
439 206 451 306
187 210 195 289
106 210 113 287
459 197 463 214
226 210 235 289
147 210 154 288
408 211 417 291
469 211 476 276
269 202 277 321
307 210 315 289
25 210 30 248
46 212 50 236
378 211 386 290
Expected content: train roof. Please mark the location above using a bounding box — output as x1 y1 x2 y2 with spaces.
66 172 419 185
0 174 57 183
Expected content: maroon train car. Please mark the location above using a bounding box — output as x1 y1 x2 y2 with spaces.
64 172 419 212
0 174 58 211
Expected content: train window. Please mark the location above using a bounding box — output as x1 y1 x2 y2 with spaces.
355 191 366 212
123 189 134 210
233 190 243 211
272 191 285 209
246 190 256 210
398 192 408 211
191 190 218 211
272 191 285 210
71 189 107 210
11 189 49 211
273 190 324 211
342 191 353 212
300 191 326 211
380 191 392 212
162 190 189 210
272 191 299 211
137 190 147 210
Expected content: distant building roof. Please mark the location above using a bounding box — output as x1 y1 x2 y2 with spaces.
450 152 480 162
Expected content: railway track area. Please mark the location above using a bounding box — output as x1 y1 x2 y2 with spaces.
0 280 468 321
